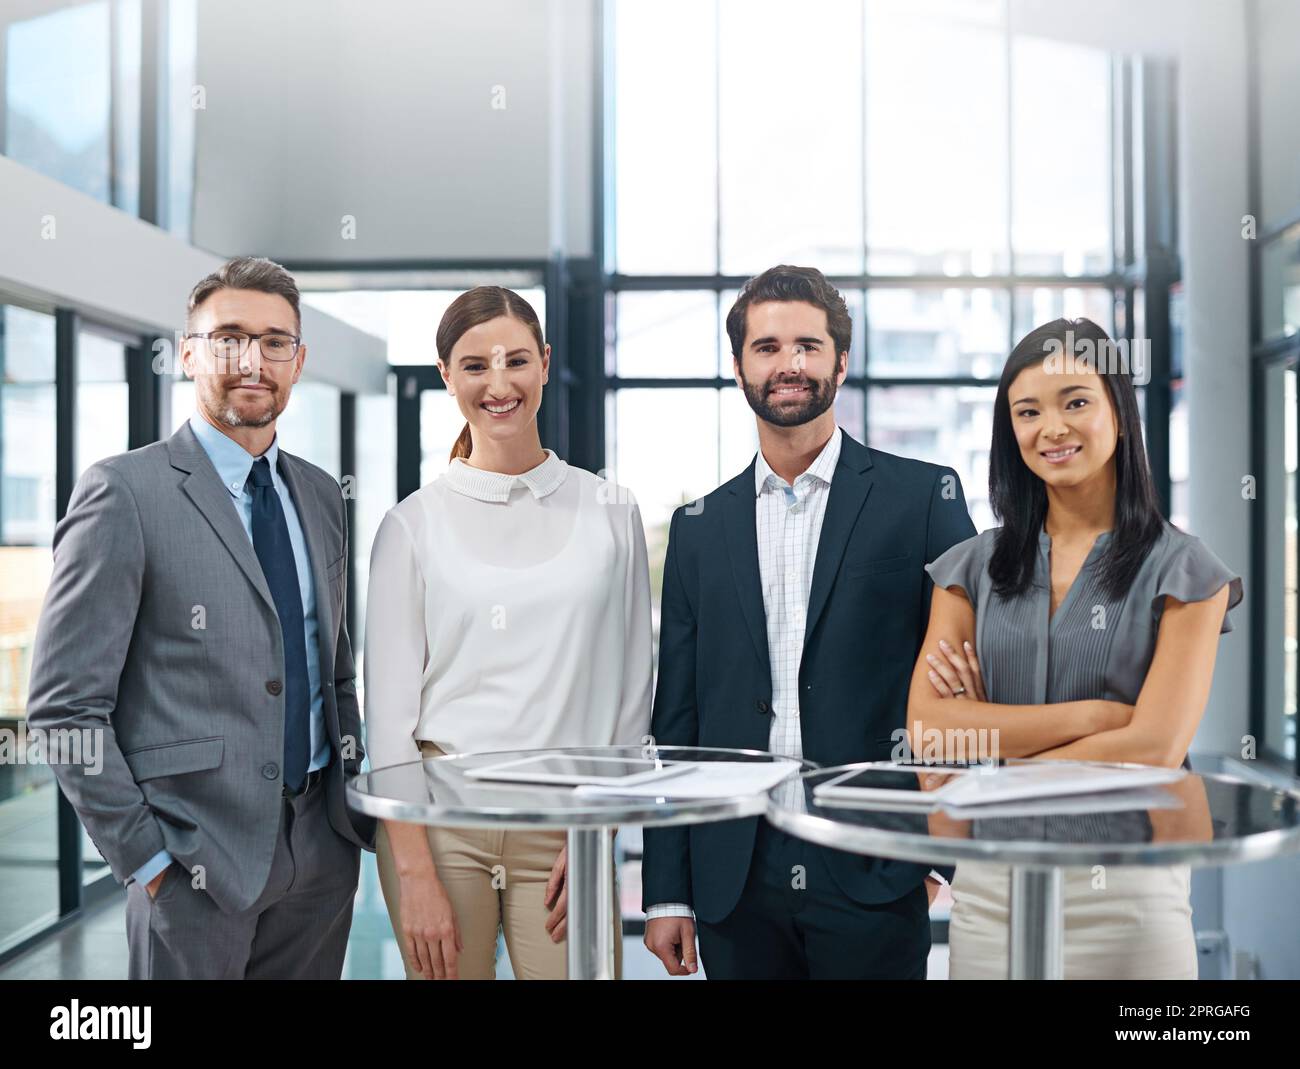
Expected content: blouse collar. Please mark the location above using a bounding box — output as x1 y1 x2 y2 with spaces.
1037 528 1113 557
443 449 567 503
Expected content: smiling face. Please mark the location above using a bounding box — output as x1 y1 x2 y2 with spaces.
734 300 846 427
438 314 549 447
181 287 304 430
1008 359 1119 489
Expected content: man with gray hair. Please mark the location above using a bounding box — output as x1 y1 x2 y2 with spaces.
27 256 375 979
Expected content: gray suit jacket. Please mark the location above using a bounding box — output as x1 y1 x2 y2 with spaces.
26 421 377 914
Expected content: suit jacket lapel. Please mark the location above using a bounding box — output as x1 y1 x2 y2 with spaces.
722 463 772 686
167 423 277 616
804 437 874 650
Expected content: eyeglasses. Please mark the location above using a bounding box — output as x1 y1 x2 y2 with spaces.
187 331 302 362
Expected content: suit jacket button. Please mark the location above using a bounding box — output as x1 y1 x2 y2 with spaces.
261 763 279 780
756 700 770 714
266 679 283 696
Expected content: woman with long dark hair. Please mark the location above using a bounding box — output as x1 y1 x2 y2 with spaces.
363 286 652 979
907 317 1242 979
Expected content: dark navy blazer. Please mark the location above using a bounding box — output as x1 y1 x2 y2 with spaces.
641 431 977 924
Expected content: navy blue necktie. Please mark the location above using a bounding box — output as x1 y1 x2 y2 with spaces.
246 457 310 792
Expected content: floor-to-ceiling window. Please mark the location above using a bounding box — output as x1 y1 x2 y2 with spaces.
1258 359 1297 768
1250 0 1300 772
3 0 141 211
2 0 198 234
605 0 1155 622
0 305 59 948
73 324 132 887
0 305 146 953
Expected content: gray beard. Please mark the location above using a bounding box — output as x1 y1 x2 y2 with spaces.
199 383 279 428
218 402 277 428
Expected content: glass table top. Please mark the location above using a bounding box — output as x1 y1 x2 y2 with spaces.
348 745 811 829
766 761 1300 868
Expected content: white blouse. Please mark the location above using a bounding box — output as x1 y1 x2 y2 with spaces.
362 448 653 771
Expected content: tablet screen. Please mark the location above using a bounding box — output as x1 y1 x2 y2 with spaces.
825 770 930 793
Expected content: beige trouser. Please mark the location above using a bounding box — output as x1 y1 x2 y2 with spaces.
375 744 623 980
948 861 1197 980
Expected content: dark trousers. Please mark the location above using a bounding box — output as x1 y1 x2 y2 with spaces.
696 821 931 980
125 770 361 979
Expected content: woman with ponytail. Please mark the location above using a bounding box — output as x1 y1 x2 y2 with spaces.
907 317 1242 979
363 287 651 979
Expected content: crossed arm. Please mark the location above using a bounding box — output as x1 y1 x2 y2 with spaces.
907 584 1231 768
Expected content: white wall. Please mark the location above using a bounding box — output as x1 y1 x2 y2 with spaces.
1175 0 1252 757
190 0 597 263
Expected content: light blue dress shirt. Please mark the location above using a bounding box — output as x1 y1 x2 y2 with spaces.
131 415 331 888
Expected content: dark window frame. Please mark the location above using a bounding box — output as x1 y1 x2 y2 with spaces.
1246 0 1300 776
596 4 1176 519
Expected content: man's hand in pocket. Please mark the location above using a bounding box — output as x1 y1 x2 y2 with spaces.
145 865 170 899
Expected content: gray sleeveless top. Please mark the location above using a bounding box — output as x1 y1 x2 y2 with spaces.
925 523 1242 844
924 523 1243 708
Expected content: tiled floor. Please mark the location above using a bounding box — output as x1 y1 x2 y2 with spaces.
0 848 950 979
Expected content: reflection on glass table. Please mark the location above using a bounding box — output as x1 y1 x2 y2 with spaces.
349 745 808 980
768 761 1300 980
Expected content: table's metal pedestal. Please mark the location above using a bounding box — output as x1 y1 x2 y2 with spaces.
566 827 616 979
1009 867 1064 979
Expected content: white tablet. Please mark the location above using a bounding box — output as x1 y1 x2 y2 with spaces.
462 754 692 788
813 767 969 807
